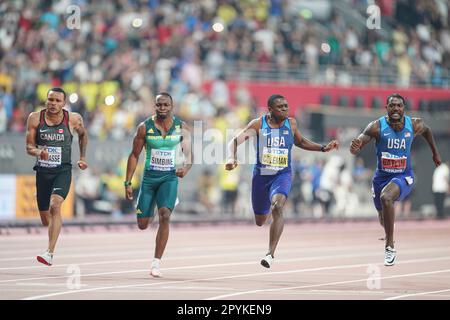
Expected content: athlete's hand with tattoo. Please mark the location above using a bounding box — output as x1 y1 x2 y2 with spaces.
350 138 362 155
77 158 88 170
323 140 340 152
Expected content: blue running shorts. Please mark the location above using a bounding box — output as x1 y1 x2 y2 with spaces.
372 171 414 211
251 171 292 215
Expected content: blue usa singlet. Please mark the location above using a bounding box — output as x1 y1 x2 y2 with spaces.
376 115 414 176
254 115 294 176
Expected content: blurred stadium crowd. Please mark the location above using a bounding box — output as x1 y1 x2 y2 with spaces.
0 0 449 218
1 0 450 135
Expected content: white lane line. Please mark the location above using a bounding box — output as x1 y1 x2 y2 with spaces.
1 251 371 284
1 242 448 269
385 288 450 300
0 241 341 262
0 240 390 262
21 255 450 300
0 245 363 271
206 267 450 300
15 283 88 288
3 246 448 284
0 241 270 257
0 243 275 263
2 245 449 283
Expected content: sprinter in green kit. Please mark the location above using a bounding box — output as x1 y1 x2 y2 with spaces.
125 92 192 277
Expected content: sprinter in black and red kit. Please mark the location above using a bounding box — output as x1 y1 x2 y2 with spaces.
25 87 88 266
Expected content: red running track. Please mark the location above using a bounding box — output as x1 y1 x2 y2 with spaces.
1 219 450 300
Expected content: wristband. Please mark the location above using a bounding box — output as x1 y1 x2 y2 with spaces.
124 181 132 187
321 145 326 152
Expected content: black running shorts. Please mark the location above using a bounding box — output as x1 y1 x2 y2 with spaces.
35 170 72 211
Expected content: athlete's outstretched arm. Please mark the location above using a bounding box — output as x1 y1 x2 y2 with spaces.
350 120 379 155
290 118 339 152
25 112 49 160
412 118 442 166
125 123 146 200
71 113 88 170
176 122 192 178
225 118 260 170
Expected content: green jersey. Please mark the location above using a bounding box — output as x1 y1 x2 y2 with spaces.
144 115 182 173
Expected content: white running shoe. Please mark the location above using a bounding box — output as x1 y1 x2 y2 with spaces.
260 254 274 268
150 268 163 278
384 246 396 266
37 250 53 266
150 258 163 278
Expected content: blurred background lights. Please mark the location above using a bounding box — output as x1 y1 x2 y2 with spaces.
132 18 143 28
300 9 313 19
212 22 224 33
69 93 78 104
321 43 331 53
105 95 115 106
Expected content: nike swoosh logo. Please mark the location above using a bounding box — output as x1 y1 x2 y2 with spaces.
262 132 271 136
40 129 51 133
53 188 62 191
383 133 391 136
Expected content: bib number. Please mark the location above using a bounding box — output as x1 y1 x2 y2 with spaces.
261 147 288 168
150 149 175 171
381 152 407 173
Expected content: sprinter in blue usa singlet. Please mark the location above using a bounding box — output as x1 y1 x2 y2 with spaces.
252 114 294 215
225 94 339 269
350 93 442 266
373 114 414 211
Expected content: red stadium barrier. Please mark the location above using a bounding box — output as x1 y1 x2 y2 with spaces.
204 81 450 111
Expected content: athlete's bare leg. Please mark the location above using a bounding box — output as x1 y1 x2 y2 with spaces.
154 207 171 259
380 182 401 248
255 214 270 226
378 210 384 228
137 216 154 230
267 194 287 257
48 194 64 253
377 210 385 240
254 194 287 257
39 210 51 227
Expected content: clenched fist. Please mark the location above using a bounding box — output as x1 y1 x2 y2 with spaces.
350 138 362 155
225 158 237 171
323 140 339 152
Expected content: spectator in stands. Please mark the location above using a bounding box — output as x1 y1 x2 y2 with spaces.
432 160 449 219
1 0 449 137
0 100 7 133
196 168 219 215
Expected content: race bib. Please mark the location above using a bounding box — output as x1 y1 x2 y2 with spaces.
381 152 407 173
261 147 288 168
37 146 62 168
149 149 175 171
